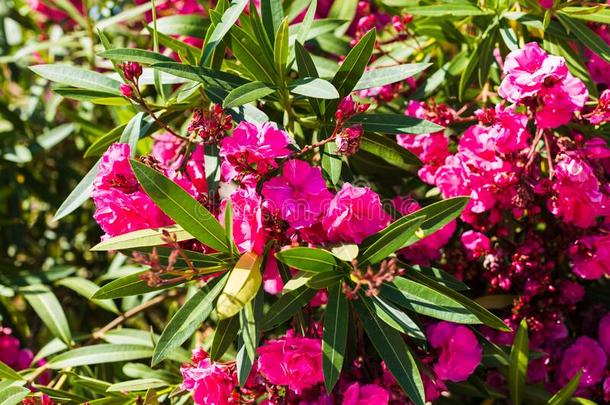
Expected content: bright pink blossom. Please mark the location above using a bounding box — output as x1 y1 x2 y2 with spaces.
539 0 553 8
152 134 207 193
0 327 33 370
257 336 324 394
559 336 607 387
92 144 173 237
598 313 610 356
220 121 292 186
221 187 265 255
550 154 609 228
570 234 610 280
461 230 491 259
262 255 283 295
262 160 332 229
427 321 482 382
535 74 588 128
181 349 236 405
342 382 390 405
322 183 390 244
585 25 610 87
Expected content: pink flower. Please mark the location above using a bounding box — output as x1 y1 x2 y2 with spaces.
335 125 363 156
322 183 390 244
539 0 554 8
257 336 324 394
586 25 610 87
181 349 236 405
262 255 283 295
221 187 265 255
261 160 333 229
588 90 610 125
220 121 292 186
570 234 610 280
598 313 610 356
0 328 32 370
559 336 607 387
152 134 207 194
422 373 447 402
535 73 588 129
558 280 585 305
427 322 482 382
499 42 568 102
342 382 390 405
392 197 456 264
461 230 491 259
550 154 609 228
92 144 173 237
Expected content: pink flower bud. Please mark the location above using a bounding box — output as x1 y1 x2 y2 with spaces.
122 61 143 82
120 83 133 98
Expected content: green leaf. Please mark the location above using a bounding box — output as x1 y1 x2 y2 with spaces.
322 282 348 392
92 270 187 300
509 319 529 405
382 277 480 324
150 14 209 38
289 77 339 99
52 159 101 221
201 0 249 65
131 160 229 253
327 0 357 35
352 294 425 405
49 344 152 369
294 41 322 116
409 265 469 291
294 0 316 47
349 113 444 135
273 19 289 77
107 378 167 392
261 287 317 330
236 294 260 385
373 296 425 340
358 215 427 265
331 29 376 99
98 48 175 64
275 247 338 273
330 244 359 261
306 272 345 289
261 0 284 41
56 277 119 314
152 62 247 90
547 370 582 405
210 316 240 360
216 253 262 319
0 362 24 380
152 276 227 365
321 141 341 185
407 4 489 17
354 63 431 90
229 26 277 83
223 81 276 108
562 7 610 24
0 386 29 405
459 22 499 100
406 269 510 331
91 224 194 251
30 64 122 95
557 12 610 63
21 284 72 345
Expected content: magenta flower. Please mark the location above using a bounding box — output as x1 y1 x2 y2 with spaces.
92 143 173 237
221 186 265 255
152 134 207 194
261 160 333 229
322 183 390 244
342 382 390 405
0 327 33 370
535 74 588 129
257 336 324 394
570 234 610 280
427 321 482 382
499 42 568 102
461 230 491 259
550 154 608 228
559 336 607 387
220 121 292 186
181 349 236 405
599 313 610 356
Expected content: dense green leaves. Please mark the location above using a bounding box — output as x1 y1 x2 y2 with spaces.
275 247 338 272
557 13 610 64
201 0 249 64
358 215 426 265
358 132 422 172
261 287 317 330
21 284 72 345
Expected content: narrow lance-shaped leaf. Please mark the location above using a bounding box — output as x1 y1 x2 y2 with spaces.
261 287 317 331
353 63 431 90
547 370 582 405
322 282 348 392
21 284 72 345
201 0 249 65
330 28 376 100
52 159 101 221
349 113 444 135
223 81 276 109
216 252 262 319
91 224 194 252
49 344 153 369
0 362 24 380
275 247 338 273
358 215 426 265
30 64 122 95
97 48 175 64
352 293 425 405
289 77 339 99
508 319 529 405
130 160 229 253
152 276 227 365
210 315 240 361
236 294 260 385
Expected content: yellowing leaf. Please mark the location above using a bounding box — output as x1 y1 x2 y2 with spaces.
216 252 262 319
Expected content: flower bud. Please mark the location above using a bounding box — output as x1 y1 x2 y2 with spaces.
120 83 133 98
122 62 143 82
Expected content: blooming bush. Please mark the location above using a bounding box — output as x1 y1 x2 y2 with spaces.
1 0 610 404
